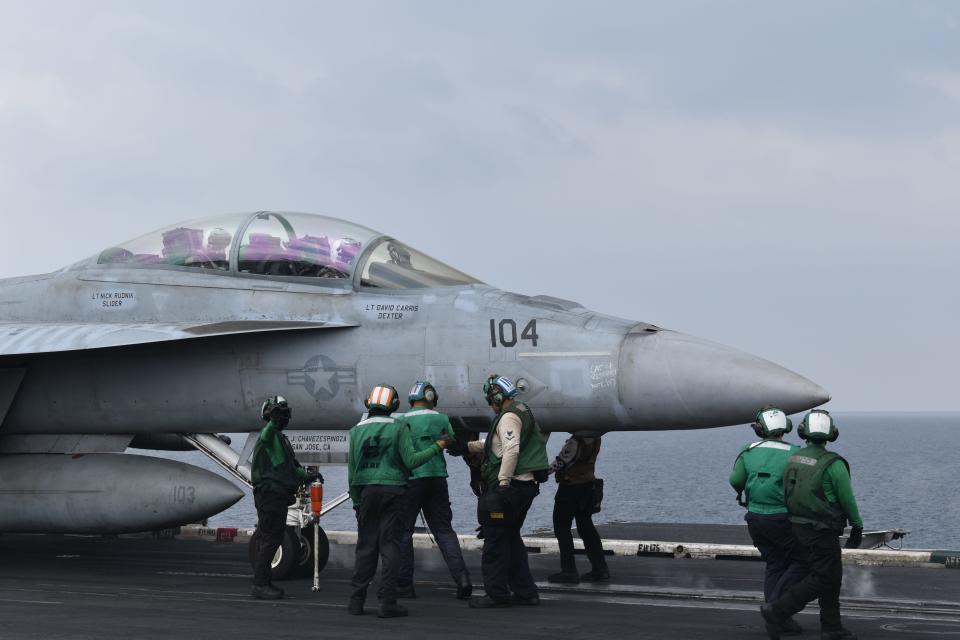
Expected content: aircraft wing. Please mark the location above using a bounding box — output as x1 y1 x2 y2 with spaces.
0 320 357 357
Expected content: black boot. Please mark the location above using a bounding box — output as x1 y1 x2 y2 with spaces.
780 617 803 636
821 629 857 640
759 604 782 640
548 570 580 584
378 601 409 618
251 584 284 600
468 595 512 609
395 583 416 599
348 588 366 615
510 593 540 606
580 567 610 583
455 574 473 600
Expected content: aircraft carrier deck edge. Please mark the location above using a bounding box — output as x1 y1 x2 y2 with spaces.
173 523 959 570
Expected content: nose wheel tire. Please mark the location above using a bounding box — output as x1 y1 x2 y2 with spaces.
248 526 298 581
291 523 329 578
248 524 330 581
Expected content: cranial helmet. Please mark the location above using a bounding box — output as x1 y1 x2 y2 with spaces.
799 409 838 442
753 406 793 438
261 395 292 424
334 238 361 268
408 381 439 407
483 374 517 407
365 384 400 413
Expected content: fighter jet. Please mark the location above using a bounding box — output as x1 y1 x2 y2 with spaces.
0 211 829 538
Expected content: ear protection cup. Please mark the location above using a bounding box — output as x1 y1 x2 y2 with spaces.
754 406 793 437
799 409 838 442
483 374 517 407
408 381 439 407
261 395 291 422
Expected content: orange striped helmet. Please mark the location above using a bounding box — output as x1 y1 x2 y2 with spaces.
365 384 399 413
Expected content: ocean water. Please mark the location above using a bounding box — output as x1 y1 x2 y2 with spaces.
139 412 960 550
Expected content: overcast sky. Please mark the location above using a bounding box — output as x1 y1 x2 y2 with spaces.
1 1 957 411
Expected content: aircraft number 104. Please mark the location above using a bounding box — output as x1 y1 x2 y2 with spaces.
489 319 539 347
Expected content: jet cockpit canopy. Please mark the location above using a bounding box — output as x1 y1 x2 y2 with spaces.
94 211 481 289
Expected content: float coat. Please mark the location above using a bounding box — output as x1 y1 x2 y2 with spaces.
480 403 549 486
554 436 600 486
784 444 863 531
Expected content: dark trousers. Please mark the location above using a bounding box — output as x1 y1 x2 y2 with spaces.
351 485 405 603
399 476 468 586
480 480 539 602
770 523 845 631
745 512 806 602
553 483 607 573
253 489 289 586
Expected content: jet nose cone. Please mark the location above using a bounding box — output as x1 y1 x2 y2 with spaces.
618 327 829 429
192 470 246 518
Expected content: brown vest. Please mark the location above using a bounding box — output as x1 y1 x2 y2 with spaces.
557 436 601 486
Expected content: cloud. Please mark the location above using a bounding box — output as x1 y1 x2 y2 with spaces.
0 2 959 409
913 68 960 104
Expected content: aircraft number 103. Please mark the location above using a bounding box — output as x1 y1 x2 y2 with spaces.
489 319 539 347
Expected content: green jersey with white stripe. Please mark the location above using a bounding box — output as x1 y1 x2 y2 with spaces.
404 408 453 479
729 439 799 514
346 415 441 506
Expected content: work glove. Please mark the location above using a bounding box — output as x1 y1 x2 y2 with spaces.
469 478 485 498
844 526 863 549
445 439 467 457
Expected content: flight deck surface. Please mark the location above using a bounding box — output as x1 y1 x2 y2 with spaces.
1 531 958 640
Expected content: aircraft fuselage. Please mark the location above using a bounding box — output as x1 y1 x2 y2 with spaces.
0 266 827 435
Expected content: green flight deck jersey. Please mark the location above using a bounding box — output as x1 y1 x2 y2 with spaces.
729 439 799 514
481 402 549 486
347 415 442 506
783 443 864 531
404 408 453 480
251 420 309 496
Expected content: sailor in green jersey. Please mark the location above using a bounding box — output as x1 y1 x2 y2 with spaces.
347 384 451 618
730 407 805 636
250 396 320 600
396 382 472 600
465 374 549 609
761 410 864 640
